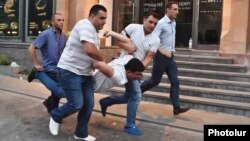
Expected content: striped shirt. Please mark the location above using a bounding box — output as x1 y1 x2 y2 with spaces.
58 19 100 75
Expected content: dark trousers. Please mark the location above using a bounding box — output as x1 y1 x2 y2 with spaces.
140 51 180 109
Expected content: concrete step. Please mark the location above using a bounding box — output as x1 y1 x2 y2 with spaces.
103 87 250 117
143 74 250 92
176 61 246 73
174 54 233 64
175 48 220 56
140 82 250 103
145 68 250 82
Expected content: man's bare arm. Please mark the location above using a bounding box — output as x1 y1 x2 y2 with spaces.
92 61 114 78
28 44 43 71
104 30 136 54
82 41 104 61
142 51 155 68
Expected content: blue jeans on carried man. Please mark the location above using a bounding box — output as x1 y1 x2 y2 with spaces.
50 68 95 138
100 79 142 128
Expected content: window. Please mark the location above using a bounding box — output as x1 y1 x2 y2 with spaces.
0 0 55 42
27 0 53 38
0 0 20 37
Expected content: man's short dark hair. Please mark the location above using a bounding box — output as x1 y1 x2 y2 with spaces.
51 13 62 21
144 11 159 20
89 4 107 16
166 1 178 9
125 58 145 72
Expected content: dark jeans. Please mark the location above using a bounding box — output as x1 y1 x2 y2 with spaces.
140 51 180 109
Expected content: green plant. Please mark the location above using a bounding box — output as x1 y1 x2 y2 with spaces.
0 54 12 66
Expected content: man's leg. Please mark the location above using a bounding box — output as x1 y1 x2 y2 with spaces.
74 76 95 139
166 58 190 115
50 69 84 124
141 51 167 93
166 58 180 109
36 71 65 98
99 92 128 117
123 80 143 135
36 71 65 113
49 69 84 136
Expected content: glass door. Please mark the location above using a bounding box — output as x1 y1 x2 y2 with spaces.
198 0 222 45
113 0 137 33
175 0 193 47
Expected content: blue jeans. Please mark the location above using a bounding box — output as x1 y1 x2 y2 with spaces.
36 71 65 98
50 68 95 138
101 80 141 128
141 51 180 109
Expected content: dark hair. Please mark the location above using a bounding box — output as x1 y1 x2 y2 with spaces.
89 4 107 17
144 11 159 20
51 13 62 21
166 1 178 9
125 58 145 72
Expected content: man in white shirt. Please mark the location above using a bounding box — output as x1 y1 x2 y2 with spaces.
93 56 145 92
92 30 144 92
49 4 107 141
99 12 160 135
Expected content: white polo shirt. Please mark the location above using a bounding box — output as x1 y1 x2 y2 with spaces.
58 19 100 75
94 55 133 92
120 24 160 61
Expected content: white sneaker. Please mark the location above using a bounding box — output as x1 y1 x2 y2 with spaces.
49 117 59 135
74 135 96 141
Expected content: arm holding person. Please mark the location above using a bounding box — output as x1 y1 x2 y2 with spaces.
103 30 136 54
93 30 137 78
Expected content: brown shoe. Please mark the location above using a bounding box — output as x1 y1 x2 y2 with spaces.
173 107 190 115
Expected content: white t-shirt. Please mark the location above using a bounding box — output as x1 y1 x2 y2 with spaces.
120 24 160 61
94 55 133 92
58 19 100 75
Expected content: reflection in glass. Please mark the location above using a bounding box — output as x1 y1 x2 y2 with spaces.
4 0 15 17
42 20 50 29
35 0 47 10
198 0 222 45
10 21 17 30
116 0 135 33
0 0 19 36
28 0 53 36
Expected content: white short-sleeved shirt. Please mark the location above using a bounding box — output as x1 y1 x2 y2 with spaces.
120 24 160 61
94 55 133 92
58 19 100 75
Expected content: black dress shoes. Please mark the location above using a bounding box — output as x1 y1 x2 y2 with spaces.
173 107 191 115
99 99 107 117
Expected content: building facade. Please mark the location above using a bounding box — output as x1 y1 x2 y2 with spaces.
0 0 250 70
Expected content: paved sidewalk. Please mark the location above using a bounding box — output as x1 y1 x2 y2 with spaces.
0 74 250 141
